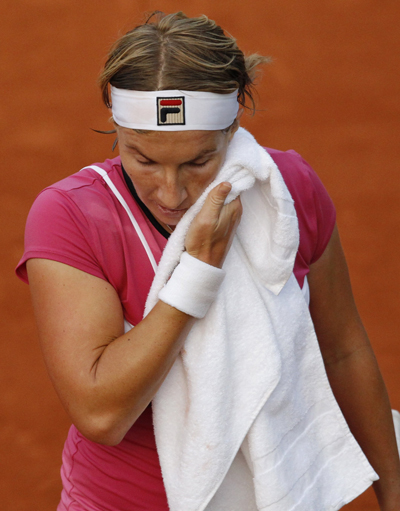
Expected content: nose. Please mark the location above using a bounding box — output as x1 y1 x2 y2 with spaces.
156 168 188 209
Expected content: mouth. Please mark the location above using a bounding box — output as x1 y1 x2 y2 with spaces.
156 203 188 219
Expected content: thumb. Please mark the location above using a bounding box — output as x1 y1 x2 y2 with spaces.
206 182 232 213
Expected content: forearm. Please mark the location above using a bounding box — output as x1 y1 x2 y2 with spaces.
325 345 400 509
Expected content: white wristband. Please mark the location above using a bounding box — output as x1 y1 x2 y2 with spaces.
158 252 226 318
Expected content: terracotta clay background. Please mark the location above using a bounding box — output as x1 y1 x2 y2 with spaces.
1 0 399 509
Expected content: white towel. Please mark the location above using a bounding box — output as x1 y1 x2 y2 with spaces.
144 128 378 511
393 410 400 453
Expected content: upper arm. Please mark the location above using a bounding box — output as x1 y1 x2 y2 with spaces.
308 224 371 365
27 258 124 413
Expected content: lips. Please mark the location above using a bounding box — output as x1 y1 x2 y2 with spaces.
156 203 188 219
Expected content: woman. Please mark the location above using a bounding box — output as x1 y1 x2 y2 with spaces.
16 11 400 511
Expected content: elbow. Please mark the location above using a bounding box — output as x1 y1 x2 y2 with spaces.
83 429 125 447
74 412 130 446
65 383 150 446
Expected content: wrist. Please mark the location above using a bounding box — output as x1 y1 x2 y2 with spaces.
185 246 226 269
158 251 226 318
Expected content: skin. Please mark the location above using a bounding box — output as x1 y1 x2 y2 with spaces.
26 121 400 509
117 127 231 228
308 225 400 510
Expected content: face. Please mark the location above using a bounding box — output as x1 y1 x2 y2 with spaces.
116 125 238 229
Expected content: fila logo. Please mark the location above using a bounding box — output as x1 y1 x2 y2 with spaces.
157 97 185 126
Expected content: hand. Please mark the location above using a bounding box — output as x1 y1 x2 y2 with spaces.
185 182 242 268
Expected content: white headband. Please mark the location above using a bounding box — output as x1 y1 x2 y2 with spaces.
110 86 239 131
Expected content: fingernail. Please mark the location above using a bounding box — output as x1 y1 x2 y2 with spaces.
220 182 231 193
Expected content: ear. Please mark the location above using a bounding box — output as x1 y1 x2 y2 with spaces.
236 107 245 122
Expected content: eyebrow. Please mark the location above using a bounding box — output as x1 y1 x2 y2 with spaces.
126 146 154 161
125 145 218 163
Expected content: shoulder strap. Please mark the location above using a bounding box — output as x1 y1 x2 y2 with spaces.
82 165 158 274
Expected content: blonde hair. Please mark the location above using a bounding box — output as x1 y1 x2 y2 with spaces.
99 11 270 114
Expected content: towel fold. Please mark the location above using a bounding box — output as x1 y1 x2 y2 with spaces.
145 128 378 511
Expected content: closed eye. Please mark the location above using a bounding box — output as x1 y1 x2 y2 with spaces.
137 159 155 166
187 160 209 168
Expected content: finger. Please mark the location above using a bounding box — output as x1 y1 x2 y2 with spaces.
226 195 242 211
205 182 232 213
218 196 242 234
220 195 242 220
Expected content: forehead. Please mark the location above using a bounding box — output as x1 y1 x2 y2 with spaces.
118 127 227 160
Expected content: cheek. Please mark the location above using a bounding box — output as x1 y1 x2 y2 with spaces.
121 156 153 186
124 167 156 201
133 176 157 199
186 161 224 198
204 153 227 183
